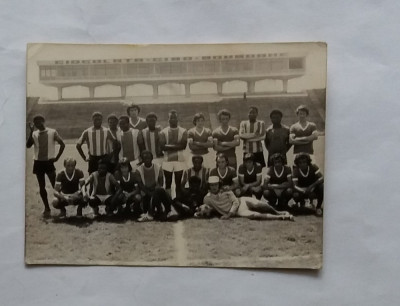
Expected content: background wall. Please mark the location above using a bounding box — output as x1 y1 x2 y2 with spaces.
1 0 400 305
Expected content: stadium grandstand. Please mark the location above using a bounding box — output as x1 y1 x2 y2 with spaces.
37 52 306 100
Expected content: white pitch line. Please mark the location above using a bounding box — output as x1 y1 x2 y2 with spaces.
173 221 188 266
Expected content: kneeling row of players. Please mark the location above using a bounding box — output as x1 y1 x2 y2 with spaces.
52 150 324 221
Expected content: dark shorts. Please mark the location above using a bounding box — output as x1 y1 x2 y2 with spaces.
88 155 108 174
253 151 266 167
33 160 56 175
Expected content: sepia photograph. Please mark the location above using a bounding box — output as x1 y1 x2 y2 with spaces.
25 42 327 268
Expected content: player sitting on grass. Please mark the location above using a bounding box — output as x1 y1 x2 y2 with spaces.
52 158 86 218
110 158 142 217
83 159 121 217
195 176 293 221
172 176 205 219
236 153 263 199
292 153 324 216
136 151 174 222
209 153 238 192
180 155 209 198
26 114 65 217
263 153 294 211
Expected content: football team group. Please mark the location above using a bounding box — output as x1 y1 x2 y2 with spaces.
26 102 324 222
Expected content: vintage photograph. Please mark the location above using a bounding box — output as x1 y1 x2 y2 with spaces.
25 42 326 268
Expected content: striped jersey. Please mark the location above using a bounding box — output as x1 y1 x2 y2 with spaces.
238 163 263 184
139 126 163 158
290 121 318 154
116 128 141 162
212 126 239 157
78 126 112 157
266 165 292 185
160 126 187 162
239 120 265 153
136 163 163 192
32 128 59 161
129 117 147 130
182 167 209 191
188 127 213 155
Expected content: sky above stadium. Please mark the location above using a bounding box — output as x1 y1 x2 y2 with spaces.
27 42 326 99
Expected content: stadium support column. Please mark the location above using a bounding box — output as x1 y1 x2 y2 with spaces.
88 86 95 99
217 81 223 95
184 83 191 97
57 87 63 100
121 85 127 98
152 84 159 98
247 80 255 94
282 79 288 93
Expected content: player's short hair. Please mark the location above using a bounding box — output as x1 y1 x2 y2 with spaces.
216 153 229 166
296 105 309 116
249 106 258 114
146 112 158 121
243 153 255 162
107 113 118 121
192 155 204 163
193 112 205 125
33 114 45 122
168 110 178 118
294 153 312 166
270 153 285 164
119 115 130 124
92 111 103 119
270 109 283 118
63 157 77 167
117 157 132 172
127 104 140 115
217 109 231 120
141 150 153 160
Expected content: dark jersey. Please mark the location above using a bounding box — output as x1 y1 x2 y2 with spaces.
266 166 292 185
210 166 237 187
115 171 138 193
292 164 321 187
55 169 84 194
238 163 263 185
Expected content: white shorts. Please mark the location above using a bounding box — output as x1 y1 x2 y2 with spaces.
152 157 164 167
237 197 262 218
93 195 111 204
162 161 187 172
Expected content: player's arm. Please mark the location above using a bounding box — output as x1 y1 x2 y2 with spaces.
247 122 266 142
213 137 230 151
109 174 121 192
220 134 240 148
53 178 64 200
82 175 93 199
76 130 89 161
221 192 239 219
285 128 293 152
289 132 310 145
263 169 279 190
157 167 164 187
181 170 188 189
26 123 34 148
239 122 254 140
137 131 145 153
292 169 307 193
53 131 65 162
306 167 324 192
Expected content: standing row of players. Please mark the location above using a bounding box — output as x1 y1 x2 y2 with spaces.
26 103 323 218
